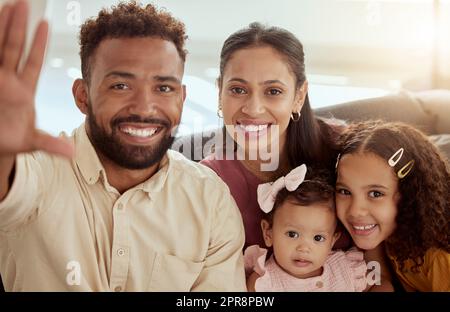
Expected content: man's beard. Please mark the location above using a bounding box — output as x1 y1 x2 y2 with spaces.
87 104 175 170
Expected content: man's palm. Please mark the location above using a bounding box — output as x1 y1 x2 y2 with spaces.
0 1 73 158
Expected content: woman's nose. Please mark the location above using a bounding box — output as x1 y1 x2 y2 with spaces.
241 95 265 116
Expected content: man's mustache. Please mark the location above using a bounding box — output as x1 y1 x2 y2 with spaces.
111 115 170 128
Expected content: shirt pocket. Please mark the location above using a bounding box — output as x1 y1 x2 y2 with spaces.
147 253 205 291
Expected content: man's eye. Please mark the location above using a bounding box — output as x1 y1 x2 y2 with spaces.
267 88 281 95
369 191 383 198
111 83 129 90
230 87 246 95
286 231 299 239
314 235 326 242
158 85 173 93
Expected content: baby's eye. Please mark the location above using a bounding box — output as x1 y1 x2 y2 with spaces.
230 87 247 95
286 231 299 239
314 235 326 242
336 188 351 195
369 190 384 198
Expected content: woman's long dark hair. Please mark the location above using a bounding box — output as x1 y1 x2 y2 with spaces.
218 22 341 170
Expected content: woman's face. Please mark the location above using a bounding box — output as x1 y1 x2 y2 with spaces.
219 45 307 162
335 152 399 250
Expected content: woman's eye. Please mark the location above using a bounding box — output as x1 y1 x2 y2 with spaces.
230 87 247 95
158 85 173 93
314 235 326 242
286 231 299 239
337 188 351 196
111 83 129 90
369 190 383 198
267 88 282 95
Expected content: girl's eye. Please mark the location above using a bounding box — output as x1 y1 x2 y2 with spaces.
158 85 173 93
314 235 326 242
286 231 299 239
369 190 384 198
111 83 129 90
267 88 282 95
337 188 351 196
230 87 247 95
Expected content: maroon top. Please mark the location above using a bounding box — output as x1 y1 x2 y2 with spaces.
201 156 265 249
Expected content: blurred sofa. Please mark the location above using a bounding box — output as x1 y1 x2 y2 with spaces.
172 89 450 162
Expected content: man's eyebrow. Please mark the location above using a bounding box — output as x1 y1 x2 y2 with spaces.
104 71 136 79
154 75 181 84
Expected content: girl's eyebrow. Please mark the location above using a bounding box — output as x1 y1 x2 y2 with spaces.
365 184 389 190
335 181 348 188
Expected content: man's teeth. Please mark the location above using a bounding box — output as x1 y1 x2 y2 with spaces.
238 124 269 132
121 127 158 137
353 224 376 230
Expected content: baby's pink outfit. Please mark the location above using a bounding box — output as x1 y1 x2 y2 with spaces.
244 245 367 292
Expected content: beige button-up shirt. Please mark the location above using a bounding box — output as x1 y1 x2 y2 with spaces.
0 124 246 291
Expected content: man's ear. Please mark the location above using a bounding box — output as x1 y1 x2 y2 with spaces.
261 219 273 248
182 84 187 103
72 79 89 115
293 80 308 113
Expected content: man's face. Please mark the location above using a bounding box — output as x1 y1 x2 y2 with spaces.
81 37 185 169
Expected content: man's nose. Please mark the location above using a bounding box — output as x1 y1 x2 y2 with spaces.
128 86 157 116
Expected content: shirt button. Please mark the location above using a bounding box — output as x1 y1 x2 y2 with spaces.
114 286 122 292
316 281 323 288
117 248 126 257
117 203 123 210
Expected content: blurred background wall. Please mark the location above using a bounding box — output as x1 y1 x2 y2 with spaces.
1 0 449 135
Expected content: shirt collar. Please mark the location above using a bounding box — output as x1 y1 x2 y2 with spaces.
74 123 104 185
74 123 172 194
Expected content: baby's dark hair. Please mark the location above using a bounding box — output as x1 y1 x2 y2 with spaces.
264 166 337 228
339 120 450 272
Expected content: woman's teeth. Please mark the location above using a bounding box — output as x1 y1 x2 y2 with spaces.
238 124 269 132
120 127 158 138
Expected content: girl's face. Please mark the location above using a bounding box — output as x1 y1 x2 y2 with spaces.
261 200 339 279
336 152 399 250
219 45 307 159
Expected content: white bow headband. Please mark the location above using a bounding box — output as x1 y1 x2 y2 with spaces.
257 164 307 213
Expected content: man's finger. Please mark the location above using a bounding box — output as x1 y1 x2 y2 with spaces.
3 0 28 72
21 20 48 92
33 131 75 159
0 3 13 63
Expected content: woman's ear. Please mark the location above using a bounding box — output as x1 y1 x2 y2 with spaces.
217 77 223 102
72 79 89 115
293 80 308 113
261 219 273 247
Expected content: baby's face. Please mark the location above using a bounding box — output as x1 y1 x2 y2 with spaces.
263 200 339 279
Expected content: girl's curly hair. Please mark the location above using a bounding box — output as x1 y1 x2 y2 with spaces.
79 1 188 84
339 120 450 272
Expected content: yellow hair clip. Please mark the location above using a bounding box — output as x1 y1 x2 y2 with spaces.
397 160 414 179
